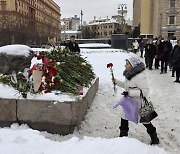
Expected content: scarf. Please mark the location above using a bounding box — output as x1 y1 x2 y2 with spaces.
123 62 145 80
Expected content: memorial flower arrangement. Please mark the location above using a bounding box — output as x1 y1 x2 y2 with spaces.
0 48 95 98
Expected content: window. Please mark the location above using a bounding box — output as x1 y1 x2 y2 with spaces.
170 0 176 7
169 16 175 24
1 5 6 11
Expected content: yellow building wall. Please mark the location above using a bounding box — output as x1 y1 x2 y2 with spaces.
6 0 16 11
141 0 152 34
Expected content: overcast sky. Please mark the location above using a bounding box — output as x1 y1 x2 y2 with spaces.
54 0 133 22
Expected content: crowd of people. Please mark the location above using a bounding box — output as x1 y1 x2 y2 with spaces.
132 38 180 83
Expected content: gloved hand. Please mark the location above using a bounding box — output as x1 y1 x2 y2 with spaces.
121 91 128 97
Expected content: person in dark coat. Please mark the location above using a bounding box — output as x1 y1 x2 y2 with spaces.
65 35 80 53
172 41 180 83
159 37 172 74
144 40 150 68
145 39 156 70
139 39 145 58
170 40 179 77
154 39 163 69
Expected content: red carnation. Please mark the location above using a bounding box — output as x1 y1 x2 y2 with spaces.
39 83 44 91
51 62 57 66
55 81 61 86
50 83 55 89
43 57 49 64
107 63 113 68
44 89 51 93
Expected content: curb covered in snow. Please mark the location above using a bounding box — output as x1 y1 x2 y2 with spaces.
0 78 99 135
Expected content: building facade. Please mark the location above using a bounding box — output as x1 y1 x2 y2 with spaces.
161 0 180 38
133 0 180 39
133 0 141 29
0 0 61 46
61 15 80 32
82 18 120 39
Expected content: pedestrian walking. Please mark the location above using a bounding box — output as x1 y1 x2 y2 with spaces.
112 57 159 145
159 37 172 74
139 39 145 58
145 39 156 70
144 41 150 68
154 39 163 69
132 40 139 54
170 40 179 77
172 41 180 83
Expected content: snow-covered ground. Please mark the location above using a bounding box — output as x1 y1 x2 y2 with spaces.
0 44 33 57
0 124 165 154
79 43 111 48
1 49 180 153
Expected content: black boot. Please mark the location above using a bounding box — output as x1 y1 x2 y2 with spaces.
119 129 129 137
143 123 159 145
119 118 129 137
149 132 159 145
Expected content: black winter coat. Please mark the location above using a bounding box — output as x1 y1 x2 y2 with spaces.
159 41 172 60
66 41 80 53
172 46 180 68
144 43 156 58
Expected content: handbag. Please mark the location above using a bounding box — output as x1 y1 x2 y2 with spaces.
139 90 158 123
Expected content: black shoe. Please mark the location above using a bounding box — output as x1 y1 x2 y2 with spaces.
160 72 163 74
149 132 159 145
119 124 129 137
149 68 153 70
172 75 175 77
119 129 129 137
174 80 180 83
164 71 167 73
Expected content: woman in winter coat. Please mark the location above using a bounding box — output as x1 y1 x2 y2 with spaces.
112 57 159 145
172 41 180 83
170 40 179 77
132 40 139 54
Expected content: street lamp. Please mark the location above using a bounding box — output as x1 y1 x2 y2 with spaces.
80 10 83 39
118 3 127 33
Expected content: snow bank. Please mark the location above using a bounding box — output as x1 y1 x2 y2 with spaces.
79 43 111 48
0 124 166 154
81 48 125 54
0 83 89 102
31 48 48 52
0 44 33 57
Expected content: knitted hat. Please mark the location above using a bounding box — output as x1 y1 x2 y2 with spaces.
126 57 141 67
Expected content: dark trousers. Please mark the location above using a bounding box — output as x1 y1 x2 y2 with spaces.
161 60 168 73
120 118 156 134
176 68 180 81
134 49 138 54
172 67 176 77
148 57 154 69
140 50 144 57
155 58 159 69
145 56 149 67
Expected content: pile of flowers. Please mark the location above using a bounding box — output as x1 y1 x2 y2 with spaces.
0 48 95 98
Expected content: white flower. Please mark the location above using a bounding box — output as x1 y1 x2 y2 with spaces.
56 62 61 65
52 76 55 82
42 76 46 83
81 62 86 66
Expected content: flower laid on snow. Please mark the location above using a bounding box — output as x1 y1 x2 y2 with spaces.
107 63 113 68
0 48 95 98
